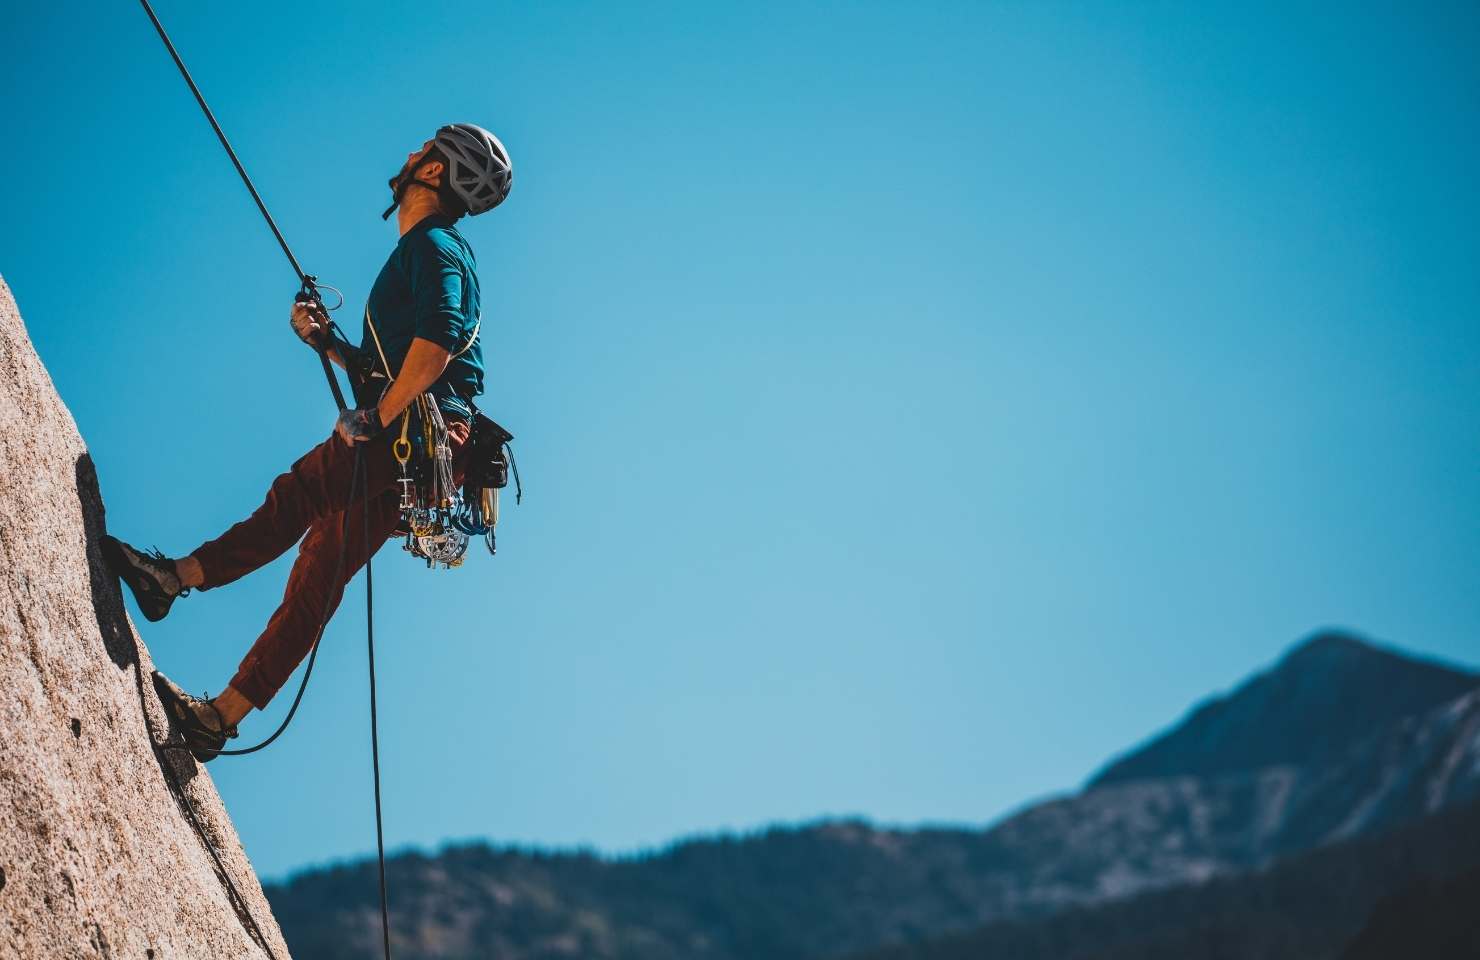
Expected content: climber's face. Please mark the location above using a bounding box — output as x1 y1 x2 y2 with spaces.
388 140 442 197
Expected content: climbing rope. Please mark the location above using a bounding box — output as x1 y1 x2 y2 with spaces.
136 2 393 956
364 481 393 960
155 745 282 959
136 0 347 412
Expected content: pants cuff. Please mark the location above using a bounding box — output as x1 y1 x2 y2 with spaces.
188 546 225 592
228 663 275 711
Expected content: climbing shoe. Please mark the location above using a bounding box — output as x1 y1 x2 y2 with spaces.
151 671 238 763
101 535 187 622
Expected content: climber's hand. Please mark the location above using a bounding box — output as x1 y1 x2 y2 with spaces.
290 299 330 346
335 407 383 446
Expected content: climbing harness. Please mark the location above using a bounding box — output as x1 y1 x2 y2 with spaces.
399 399 520 565
363 303 521 567
392 397 469 567
384 395 520 567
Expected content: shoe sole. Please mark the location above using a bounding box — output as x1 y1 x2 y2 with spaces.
101 535 173 623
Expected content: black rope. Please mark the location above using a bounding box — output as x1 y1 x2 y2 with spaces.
137 0 301 279
136 0 347 411
158 751 281 959
365 506 394 959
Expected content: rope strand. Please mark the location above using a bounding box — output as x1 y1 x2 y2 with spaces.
366 504 394 959
136 0 347 411
136 0 305 282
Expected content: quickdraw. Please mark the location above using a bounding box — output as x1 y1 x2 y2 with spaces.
390 396 518 568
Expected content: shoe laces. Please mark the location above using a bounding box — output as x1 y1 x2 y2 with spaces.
203 695 231 737
190 691 237 739
144 545 190 597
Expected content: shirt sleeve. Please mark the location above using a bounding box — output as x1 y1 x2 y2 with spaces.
406 230 470 353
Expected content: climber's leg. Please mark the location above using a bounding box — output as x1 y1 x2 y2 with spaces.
224 490 403 713
217 419 472 720
102 434 404 624
187 432 404 591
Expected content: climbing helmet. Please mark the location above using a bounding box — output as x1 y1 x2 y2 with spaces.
433 123 513 215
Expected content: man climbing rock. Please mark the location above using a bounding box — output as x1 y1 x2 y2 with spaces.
102 123 513 762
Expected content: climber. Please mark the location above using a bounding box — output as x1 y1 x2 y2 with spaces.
102 123 513 762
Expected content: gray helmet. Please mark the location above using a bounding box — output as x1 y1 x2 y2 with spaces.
433 123 513 216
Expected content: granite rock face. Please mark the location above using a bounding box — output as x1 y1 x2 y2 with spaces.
0 276 290 958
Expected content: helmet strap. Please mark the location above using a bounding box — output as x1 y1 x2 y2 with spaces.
381 160 441 221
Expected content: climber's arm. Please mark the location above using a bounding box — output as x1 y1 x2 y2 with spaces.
373 338 452 427
369 231 466 426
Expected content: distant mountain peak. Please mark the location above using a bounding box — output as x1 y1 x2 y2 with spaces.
1281 629 1396 665
1291 629 1370 653
1087 631 1478 789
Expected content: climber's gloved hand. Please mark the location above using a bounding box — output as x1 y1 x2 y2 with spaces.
335 407 384 446
290 298 331 347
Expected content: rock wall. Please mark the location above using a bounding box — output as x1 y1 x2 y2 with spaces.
0 276 290 958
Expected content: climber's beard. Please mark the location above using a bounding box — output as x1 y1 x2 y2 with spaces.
388 154 418 197
383 157 427 220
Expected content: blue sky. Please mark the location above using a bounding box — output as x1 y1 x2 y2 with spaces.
3 1 1477 880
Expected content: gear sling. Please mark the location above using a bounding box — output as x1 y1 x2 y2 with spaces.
333 295 519 569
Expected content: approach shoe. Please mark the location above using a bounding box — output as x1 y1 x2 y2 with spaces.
151 671 238 763
101 535 187 622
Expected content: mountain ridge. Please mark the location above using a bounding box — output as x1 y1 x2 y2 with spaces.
266 632 1480 959
841 793 1480 960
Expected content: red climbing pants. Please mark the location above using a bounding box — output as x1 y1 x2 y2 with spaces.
190 422 470 710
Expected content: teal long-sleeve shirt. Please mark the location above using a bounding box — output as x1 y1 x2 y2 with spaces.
360 213 483 418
